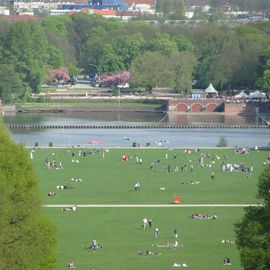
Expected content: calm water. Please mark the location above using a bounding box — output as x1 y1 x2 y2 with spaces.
3 112 270 148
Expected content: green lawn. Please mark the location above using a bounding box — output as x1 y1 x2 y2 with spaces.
30 147 269 270
44 207 243 270
17 101 163 109
32 148 267 205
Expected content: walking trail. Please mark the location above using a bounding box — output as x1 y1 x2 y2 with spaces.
43 204 262 208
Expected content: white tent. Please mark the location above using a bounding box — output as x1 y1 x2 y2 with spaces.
205 83 218 94
249 90 266 99
234 91 248 99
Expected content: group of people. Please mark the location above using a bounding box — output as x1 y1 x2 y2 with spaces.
70 178 83 183
44 158 63 170
221 240 234 244
137 250 161 256
59 148 242 269
56 184 74 190
172 262 188 268
191 213 218 220
220 162 253 174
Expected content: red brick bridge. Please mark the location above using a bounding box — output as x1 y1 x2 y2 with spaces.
168 99 224 112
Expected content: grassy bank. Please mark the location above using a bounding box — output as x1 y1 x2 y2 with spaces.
16 100 165 111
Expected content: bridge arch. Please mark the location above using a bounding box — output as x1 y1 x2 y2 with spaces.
206 103 218 112
176 103 188 112
191 103 202 112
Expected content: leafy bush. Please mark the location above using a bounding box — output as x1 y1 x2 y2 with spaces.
217 136 228 147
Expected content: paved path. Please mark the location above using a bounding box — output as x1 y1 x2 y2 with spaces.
43 204 262 208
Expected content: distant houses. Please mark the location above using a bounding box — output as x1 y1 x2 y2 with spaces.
0 0 269 25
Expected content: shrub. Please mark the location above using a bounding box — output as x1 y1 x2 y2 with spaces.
217 136 228 147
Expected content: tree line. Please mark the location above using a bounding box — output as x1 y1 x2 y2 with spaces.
0 14 270 103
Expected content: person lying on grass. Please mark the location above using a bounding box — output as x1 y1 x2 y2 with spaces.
221 240 234 244
172 262 188 267
153 240 182 248
137 250 161 256
181 181 200 185
62 206 77 211
191 213 217 219
57 184 74 190
70 178 83 183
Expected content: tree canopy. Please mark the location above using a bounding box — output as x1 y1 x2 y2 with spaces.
0 122 57 270
1 14 270 103
235 166 270 270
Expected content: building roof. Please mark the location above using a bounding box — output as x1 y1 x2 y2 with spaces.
205 83 218 93
94 9 117 15
249 90 266 99
234 91 248 99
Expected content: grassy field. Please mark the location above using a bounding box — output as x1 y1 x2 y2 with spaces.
31 147 269 270
16 101 164 110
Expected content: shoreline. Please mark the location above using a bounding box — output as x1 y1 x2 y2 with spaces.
3 105 266 116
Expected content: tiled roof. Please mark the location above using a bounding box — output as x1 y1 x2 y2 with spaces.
94 9 117 15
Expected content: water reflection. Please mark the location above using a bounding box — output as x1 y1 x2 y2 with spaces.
3 112 269 147
3 111 262 126
168 113 260 126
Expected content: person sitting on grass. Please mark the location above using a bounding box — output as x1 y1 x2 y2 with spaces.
85 239 102 251
68 261 76 269
223 257 232 266
134 182 141 191
48 191 57 197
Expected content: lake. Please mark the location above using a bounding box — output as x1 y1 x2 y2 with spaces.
3 112 270 148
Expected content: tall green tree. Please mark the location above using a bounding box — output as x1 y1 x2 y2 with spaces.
235 166 270 270
4 21 48 92
0 123 57 270
173 52 196 94
98 44 125 73
257 60 270 92
130 51 174 91
0 64 28 103
147 34 178 56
